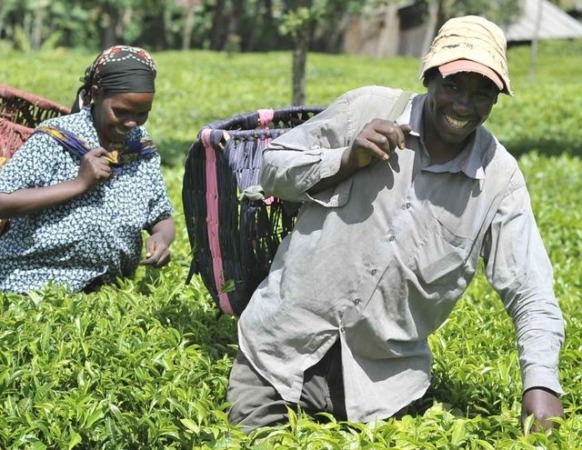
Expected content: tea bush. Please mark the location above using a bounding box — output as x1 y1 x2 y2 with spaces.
0 40 580 448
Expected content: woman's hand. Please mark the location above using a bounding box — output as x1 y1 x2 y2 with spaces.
76 147 113 190
140 218 176 267
0 148 114 219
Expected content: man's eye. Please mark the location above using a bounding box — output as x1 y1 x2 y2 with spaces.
475 92 495 101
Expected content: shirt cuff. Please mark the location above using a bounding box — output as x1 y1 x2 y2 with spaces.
522 367 564 395
305 146 352 208
318 146 346 179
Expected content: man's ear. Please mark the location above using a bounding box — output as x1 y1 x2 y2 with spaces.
422 67 438 88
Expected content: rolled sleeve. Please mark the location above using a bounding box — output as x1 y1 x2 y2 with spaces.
261 143 350 206
260 94 353 203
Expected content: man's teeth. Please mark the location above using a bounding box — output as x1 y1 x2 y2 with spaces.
445 115 469 129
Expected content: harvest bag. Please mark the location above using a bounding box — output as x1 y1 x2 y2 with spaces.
0 85 70 235
182 91 411 316
182 106 325 316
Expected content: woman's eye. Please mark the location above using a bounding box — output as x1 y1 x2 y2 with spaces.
113 108 129 116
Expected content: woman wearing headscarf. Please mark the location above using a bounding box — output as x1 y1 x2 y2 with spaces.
0 46 175 293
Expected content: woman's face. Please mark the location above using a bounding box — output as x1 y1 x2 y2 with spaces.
91 87 154 148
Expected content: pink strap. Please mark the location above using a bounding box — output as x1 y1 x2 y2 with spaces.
257 109 274 129
201 129 234 315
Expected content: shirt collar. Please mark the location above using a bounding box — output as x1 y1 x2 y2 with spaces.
402 94 486 180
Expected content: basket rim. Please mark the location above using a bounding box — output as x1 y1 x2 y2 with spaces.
0 84 70 115
202 105 326 133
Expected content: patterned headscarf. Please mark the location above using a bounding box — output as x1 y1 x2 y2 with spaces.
72 45 157 112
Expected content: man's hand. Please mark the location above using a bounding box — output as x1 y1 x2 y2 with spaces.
521 387 564 431
308 119 411 196
347 119 412 169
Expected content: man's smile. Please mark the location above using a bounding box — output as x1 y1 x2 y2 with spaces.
444 114 470 129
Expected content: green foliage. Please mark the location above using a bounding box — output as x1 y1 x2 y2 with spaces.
0 40 581 447
446 0 522 27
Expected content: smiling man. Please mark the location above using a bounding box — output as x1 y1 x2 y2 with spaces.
227 16 565 432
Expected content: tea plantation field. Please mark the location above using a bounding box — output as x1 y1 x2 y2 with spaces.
0 40 580 448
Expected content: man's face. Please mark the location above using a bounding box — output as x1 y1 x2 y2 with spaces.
423 71 499 150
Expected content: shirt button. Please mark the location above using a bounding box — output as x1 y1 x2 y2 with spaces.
371 269 377 275
388 235 395 242
353 298 361 305
340 327 345 333
406 202 412 209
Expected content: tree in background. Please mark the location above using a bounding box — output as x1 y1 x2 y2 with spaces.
1 0 572 53
3 0 575 105
280 0 370 104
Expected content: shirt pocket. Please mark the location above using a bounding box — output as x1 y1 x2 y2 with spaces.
413 216 474 285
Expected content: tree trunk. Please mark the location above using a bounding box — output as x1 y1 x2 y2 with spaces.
31 7 45 51
101 4 121 49
419 0 439 72
210 0 228 50
292 27 309 105
182 4 197 49
529 0 543 82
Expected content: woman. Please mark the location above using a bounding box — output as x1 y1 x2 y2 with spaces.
0 46 175 293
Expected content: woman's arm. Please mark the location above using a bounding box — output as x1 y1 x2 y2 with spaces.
0 147 112 219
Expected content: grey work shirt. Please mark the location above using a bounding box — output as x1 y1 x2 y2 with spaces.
237 86 564 422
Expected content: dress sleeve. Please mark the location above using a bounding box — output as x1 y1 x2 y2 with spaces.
143 153 173 231
0 132 66 193
483 169 564 394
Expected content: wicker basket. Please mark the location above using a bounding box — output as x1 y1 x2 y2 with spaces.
0 85 70 235
0 118 34 160
0 84 70 128
182 106 325 316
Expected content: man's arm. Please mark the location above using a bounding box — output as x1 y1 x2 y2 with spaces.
309 119 411 195
260 87 411 202
483 170 565 430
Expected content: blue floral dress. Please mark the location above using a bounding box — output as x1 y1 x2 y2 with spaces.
0 108 173 293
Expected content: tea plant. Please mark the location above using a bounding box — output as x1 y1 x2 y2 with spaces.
0 40 580 448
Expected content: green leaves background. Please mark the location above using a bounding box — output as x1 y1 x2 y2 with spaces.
0 40 580 448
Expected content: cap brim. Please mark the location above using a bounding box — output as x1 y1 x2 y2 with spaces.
438 59 504 91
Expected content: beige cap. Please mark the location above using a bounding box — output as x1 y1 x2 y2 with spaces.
420 15 512 96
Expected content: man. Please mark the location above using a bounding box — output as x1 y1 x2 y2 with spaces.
227 15 564 432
